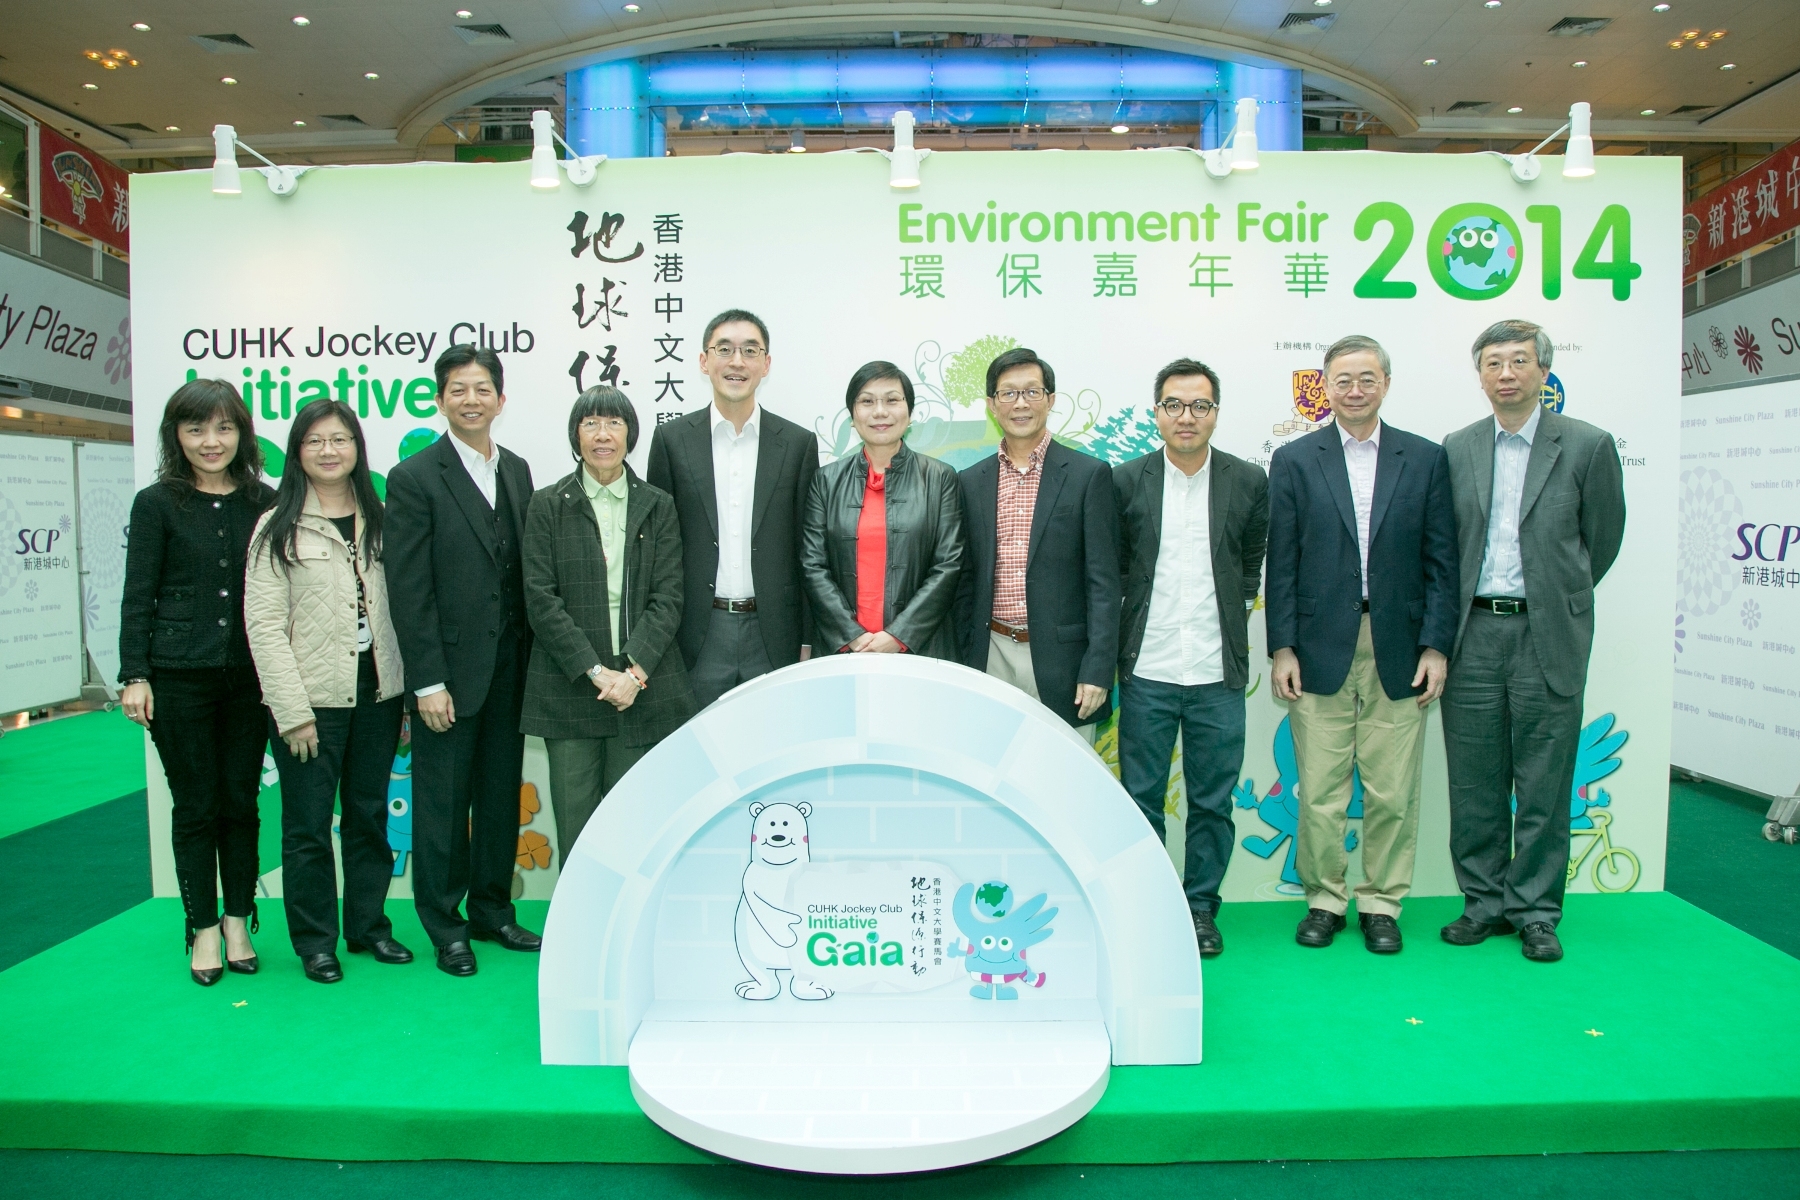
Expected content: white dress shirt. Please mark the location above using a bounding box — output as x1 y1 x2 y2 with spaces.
1134 452 1224 687
450 430 500 508
417 431 503 699
711 401 760 599
1339 420 1381 600
1476 403 1540 598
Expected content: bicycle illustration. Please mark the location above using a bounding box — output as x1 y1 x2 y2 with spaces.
1566 803 1640 892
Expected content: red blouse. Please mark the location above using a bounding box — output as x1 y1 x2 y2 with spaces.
855 457 887 635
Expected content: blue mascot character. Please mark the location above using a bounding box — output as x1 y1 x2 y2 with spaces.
1234 715 1361 889
947 881 1055 1000
386 732 414 877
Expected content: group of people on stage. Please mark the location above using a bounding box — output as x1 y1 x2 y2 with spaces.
118 307 1624 987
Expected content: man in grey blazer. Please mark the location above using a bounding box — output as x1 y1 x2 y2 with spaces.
1439 319 1626 963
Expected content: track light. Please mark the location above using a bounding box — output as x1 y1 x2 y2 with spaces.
1200 97 1259 177
1501 101 1596 182
529 109 602 188
788 128 806 154
211 124 307 195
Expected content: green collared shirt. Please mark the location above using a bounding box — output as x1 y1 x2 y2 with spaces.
580 466 629 656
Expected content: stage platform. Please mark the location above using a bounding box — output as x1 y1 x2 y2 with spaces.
2 892 1797 1166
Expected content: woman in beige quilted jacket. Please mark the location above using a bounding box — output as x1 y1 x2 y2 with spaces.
245 400 409 984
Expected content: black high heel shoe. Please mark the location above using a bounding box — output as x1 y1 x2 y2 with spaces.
225 907 260 974
187 927 223 988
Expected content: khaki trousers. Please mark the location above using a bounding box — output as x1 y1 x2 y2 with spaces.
986 630 1097 746
1288 614 1425 917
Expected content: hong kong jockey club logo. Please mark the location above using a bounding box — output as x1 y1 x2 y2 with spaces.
50 151 104 224
1274 369 1331 437
1540 372 1566 413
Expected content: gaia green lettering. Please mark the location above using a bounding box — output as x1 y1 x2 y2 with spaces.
806 930 905 967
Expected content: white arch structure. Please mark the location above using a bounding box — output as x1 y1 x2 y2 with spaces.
539 653 1201 1171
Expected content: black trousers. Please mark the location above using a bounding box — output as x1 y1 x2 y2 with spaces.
268 656 404 956
147 666 267 934
1441 607 1584 929
691 606 774 709
1117 675 1247 916
410 627 527 947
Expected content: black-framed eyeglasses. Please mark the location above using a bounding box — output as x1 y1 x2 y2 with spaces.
994 387 1050 404
1156 399 1220 418
707 343 767 361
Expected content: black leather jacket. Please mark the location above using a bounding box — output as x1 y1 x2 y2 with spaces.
801 442 965 660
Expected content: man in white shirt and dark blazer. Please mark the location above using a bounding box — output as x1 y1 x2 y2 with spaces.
1440 319 1626 964
1113 358 1268 956
645 309 819 707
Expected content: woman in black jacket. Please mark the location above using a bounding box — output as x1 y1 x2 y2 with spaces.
801 361 965 660
520 386 697 864
119 379 274 986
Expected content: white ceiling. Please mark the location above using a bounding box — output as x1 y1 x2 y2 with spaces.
4 0 1798 159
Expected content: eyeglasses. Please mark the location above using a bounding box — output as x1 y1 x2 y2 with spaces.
1156 399 1220 418
301 435 354 451
578 417 629 434
1328 373 1384 395
854 394 908 411
994 388 1050 404
1479 355 1538 375
706 343 767 361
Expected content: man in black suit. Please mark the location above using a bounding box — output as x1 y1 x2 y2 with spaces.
1114 359 1268 957
1266 335 1459 955
956 348 1118 738
646 309 818 707
385 345 540 976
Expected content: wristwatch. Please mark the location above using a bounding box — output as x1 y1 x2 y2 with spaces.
587 664 606 684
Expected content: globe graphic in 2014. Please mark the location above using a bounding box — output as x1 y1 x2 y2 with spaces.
1440 216 1519 295
973 881 1014 920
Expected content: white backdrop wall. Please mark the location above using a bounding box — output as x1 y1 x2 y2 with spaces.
130 149 1680 903
0 434 82 712
1678 273 1800 798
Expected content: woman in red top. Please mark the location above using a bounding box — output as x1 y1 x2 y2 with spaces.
800 362 966 660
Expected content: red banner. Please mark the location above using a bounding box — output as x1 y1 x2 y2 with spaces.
37 125 130 253
1684 138 1800 281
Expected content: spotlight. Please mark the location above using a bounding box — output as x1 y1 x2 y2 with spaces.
1423 58 1439 66
211 124 308 195
164 124 179 131
293 16 310 26
364 72 380 80
132 22 150 31
1501 101 1596 182
220 76 237 85
1111 124 1130 134
788 128 806 153
527 109 603 188
82 83 98 91
886 110 929 188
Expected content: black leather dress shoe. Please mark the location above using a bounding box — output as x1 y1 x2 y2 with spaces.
190 965 223 987
301 952 344 984
1359 912 1403 954
1295 908 1347 947
227 955 258 975
1440 916 1513 946
1193 911 1223 958
471 922 541 952
436 941 478 976
346 937 414 964
1520 922 1564 962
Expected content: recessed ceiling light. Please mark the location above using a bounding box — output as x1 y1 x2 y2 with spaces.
1140 0 1158 6
221 76 237 84
1641 108 1657 115
364 71 380 80
1423 57 1439 66
1484 1 1501 7
1695 40 1710 48
623 2 641 9
292 16 310 25
1507 106 1523 113
1314 0 1333 6
1112 124 1130 133
1653 2 1670 9
293 120 307 126
165 124 179 131
1669 40 1683 48
1721 62 1737 70
1710 30 1727 38
456 8 472 16
1683 29 1699 38
1573 60 1588 67
131 22 150 31
82 83 98 90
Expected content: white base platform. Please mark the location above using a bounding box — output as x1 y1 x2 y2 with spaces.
628 1018 1112 1173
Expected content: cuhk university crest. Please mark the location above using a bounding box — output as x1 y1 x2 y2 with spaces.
1274 369 1332 436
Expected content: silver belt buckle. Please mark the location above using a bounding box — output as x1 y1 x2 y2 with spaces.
1490 598 1523 615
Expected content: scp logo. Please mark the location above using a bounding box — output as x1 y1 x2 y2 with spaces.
15 528 61 555
1734 522 1800 562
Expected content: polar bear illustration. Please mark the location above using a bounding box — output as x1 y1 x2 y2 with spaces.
733 800 833 1001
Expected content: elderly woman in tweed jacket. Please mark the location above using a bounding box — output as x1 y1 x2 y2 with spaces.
521 386 696 865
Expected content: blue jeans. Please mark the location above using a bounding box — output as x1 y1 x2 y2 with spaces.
1117 675 1246 916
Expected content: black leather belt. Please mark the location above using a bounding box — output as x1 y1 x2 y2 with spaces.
990 618 1030 644
1359 599 1369 613
713 597 756 613
1472 596 1527 614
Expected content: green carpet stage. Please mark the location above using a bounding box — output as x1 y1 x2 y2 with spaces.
2 892 1797 1167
